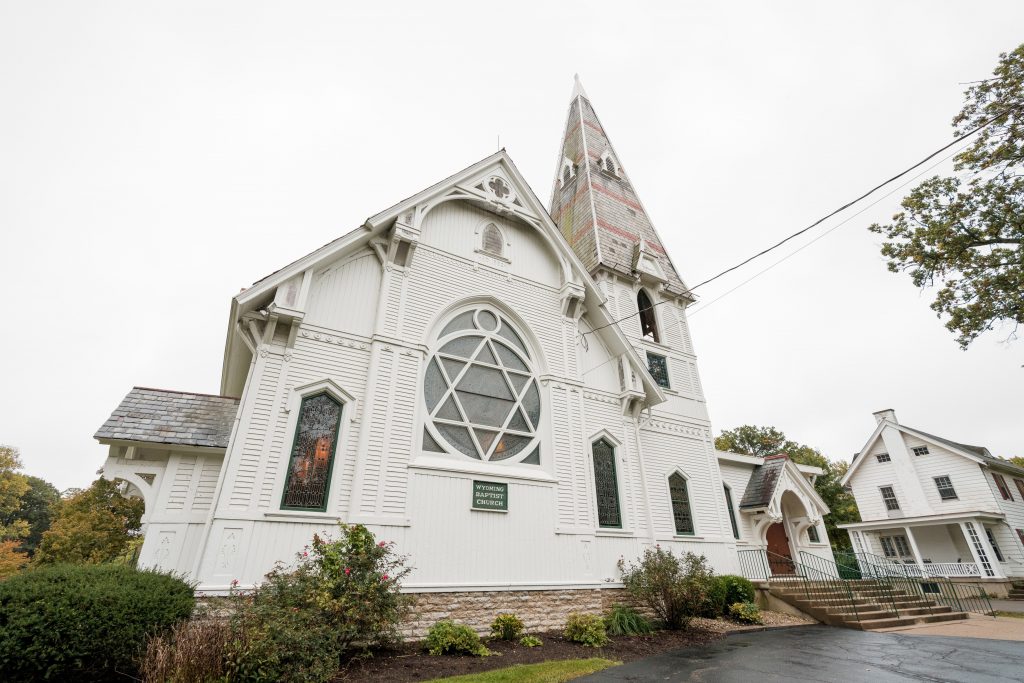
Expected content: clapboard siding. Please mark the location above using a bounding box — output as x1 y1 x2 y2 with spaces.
305 250 382 334
902 435 1000 515
717 461 758 542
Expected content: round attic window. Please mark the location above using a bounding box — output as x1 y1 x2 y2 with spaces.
423 308 540 463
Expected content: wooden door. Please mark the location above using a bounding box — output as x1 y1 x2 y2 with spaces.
766 522 794 575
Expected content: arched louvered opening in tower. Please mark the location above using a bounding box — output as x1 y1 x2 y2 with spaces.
637 289 659 343
482 223 504 258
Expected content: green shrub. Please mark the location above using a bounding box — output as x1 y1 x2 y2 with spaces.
700 576 730 617
224 523 412 681
729 601 763 624
425 620 491 656
519 635 543 647
563 613 609 647
0 564 194 681
618 547 716 630
604 605 654 636
490 612 525 640
719 575 756 606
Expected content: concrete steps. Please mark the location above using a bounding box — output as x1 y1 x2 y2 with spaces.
1008 581 1024 600
767 580 971 631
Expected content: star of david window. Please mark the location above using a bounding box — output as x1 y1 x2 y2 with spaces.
423 308 541 463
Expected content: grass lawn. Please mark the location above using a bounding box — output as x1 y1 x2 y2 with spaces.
993 610 1024 619
427 658 620 682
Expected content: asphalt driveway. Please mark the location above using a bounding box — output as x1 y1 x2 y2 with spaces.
581 625 1023 682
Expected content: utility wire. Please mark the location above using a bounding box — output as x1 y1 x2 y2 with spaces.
579 107 1017 339
686 142 973 318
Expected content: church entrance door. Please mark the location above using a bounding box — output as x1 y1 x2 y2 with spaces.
766 522 795 575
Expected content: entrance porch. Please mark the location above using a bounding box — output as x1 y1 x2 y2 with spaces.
839 513 1017 580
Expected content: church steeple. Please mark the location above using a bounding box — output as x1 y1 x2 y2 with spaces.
549 76 690 298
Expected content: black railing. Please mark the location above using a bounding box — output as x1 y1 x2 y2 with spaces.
834 551 993 616
738 549 862 622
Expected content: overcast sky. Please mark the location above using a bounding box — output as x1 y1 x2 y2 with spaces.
1 2 1021 491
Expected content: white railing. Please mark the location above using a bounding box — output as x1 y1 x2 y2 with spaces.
924 562 981 577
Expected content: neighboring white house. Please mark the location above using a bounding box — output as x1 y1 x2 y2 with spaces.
840 409 1024 584
92 80 833 616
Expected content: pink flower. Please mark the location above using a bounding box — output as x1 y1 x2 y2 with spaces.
381 574 389 581
230 579 239 587
303 551 308 557
344 567 351 576
378 541 387 547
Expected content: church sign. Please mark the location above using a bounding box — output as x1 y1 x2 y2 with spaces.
472 481 508 511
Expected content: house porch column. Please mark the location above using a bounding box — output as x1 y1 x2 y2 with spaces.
959 520 1003 578
903 526 926 571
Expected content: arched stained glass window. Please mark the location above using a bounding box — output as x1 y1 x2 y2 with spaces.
424 308 540 464
482 224 504 257
669 472 694 535
592 438 621 528
637 289 659 342
281 393 343 510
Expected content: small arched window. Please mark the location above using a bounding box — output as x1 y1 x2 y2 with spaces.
482 223 504 257
723 485 739 539
637 289 659 342
592 438 622 528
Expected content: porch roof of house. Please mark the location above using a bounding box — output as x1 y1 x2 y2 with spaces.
838 510 1006 531
94 386 240 449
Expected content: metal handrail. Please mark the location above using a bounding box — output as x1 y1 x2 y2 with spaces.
837 551 994 616
738 549 861 622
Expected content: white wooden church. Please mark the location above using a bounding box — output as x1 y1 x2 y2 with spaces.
94 79 833 606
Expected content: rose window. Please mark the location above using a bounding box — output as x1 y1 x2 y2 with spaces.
423 308 540 462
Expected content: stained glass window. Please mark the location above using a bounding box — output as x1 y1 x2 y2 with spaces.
637 290 659 342
424 308 540 463
669 473 694 535
281 393 342 510
723 485 739 539
647 352 670 389
592 439 621 528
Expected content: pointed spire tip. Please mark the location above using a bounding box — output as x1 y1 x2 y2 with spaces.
571 73 587 100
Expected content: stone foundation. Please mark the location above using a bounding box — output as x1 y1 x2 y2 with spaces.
403 587 641 638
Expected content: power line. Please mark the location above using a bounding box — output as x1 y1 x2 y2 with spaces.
686 142 974 318
580 107 1017 338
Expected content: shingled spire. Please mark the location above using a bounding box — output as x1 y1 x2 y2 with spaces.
549 76 690 298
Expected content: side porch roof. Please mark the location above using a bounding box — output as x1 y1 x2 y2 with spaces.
94 386 240 449
838 510 1006 531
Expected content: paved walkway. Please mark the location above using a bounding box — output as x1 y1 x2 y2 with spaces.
989 598 1024 612
875 613 1024 640
581 625 1023 682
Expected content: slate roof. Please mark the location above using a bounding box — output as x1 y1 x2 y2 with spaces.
549 78 691 298
739 454 789 509
94 387 240 449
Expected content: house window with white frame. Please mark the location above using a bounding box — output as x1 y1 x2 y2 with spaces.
1015 478 1024 500
880 534 911 558
934 476 958 501
880 486 900 511
807 524 821 543
875 452 890 463
993 473 1014 501
912 446 929 456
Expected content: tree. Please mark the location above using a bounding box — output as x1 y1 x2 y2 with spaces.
0 446 30 542
869 44 1024 348
35 478 144 565
715 425 860 551
3 476 61 556
1006 456 1024 469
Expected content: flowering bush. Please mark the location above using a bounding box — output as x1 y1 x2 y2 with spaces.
142 524 411 683
618 547 715 630
728 601 763 624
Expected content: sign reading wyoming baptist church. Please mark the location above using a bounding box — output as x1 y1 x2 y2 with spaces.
472 481 508 511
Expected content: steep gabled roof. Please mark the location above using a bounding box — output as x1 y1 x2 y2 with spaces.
221 150 667 404
739 454 787 509
549 76 690 299
842 418 1024 486
95 387 239 449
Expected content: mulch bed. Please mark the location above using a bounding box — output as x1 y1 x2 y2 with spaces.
333 615 810 683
